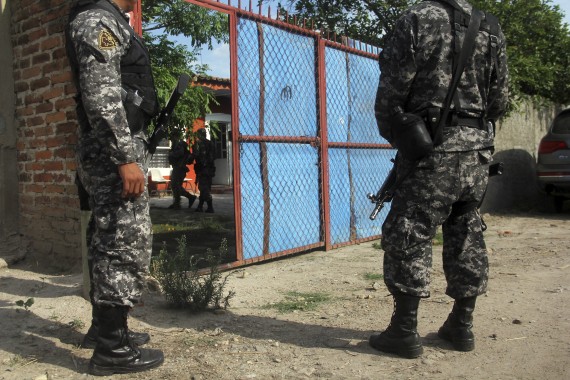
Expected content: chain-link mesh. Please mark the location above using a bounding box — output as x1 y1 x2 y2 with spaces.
239 142 321 259
328 148 395 245
237 18 322 260
236 15 394 260
238 19 317 137
324 45 394 246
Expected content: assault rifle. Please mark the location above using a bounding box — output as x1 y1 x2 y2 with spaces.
147 73 191 154
367 158 414 221
367 159 504 221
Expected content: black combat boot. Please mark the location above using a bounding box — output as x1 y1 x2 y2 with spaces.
81 306 150 349
205 200 214 213
187 194 197 209
195 200 204 212
88 306 164 376
438 296 477 351
369 293 423 358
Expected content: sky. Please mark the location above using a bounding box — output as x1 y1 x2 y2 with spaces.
196 0 570 79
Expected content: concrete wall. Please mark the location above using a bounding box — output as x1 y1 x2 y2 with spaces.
0 0 22 267
482 102 566 212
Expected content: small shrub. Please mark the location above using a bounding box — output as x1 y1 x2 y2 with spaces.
151 235 235 311
15 298 34 311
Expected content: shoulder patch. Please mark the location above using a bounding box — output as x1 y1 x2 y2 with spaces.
98 29 117 50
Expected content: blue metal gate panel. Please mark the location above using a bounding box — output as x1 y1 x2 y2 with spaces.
324 46 394 245
237 18 321 260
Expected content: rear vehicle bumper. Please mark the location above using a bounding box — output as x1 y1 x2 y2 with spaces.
536 171 570 195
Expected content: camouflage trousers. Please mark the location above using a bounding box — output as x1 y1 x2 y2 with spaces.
170 167 191 204
77 135 152 308
381 150 491 299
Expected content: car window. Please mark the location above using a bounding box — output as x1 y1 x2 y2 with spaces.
552 112 570 134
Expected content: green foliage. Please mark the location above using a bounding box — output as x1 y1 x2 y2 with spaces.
15 298 34 311
142 0 229 140
69 318 85 329
275 0 570 106
471 0 570 105
432 230 444 246
264 291 331 312
151 236 235 311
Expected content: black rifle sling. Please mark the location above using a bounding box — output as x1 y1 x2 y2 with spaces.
433 5 482 146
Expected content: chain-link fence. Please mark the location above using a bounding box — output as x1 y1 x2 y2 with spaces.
236 13 394 262
185 0 394 264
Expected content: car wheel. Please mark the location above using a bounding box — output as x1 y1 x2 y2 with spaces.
553 196 565 213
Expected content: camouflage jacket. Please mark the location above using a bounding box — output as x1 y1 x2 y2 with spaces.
375 0 509 152
67 0 143 165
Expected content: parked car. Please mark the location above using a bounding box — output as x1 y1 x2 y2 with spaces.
536 108 570 212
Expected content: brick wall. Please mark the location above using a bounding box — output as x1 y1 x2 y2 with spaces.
10 0 81 268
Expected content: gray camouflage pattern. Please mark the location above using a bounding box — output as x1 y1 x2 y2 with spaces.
376 0 508 300
69 2 152 308
376 0 508 152
381 151 490 298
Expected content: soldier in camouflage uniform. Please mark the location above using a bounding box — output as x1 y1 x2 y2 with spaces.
190 128 216 213
66 0 164 375
168 134 197 209
370 0 508 358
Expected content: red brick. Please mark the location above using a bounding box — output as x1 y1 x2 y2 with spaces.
27 184 45 193
31 77 50 91
32 52 51 65
43 60 65 75
35 150 53 160
35 102 54 114
22 66 42 80
27 116 44 127
54 147 76 159
17 106 34 117
34 172 52 183
55 97 75 110
45 135 66 148
21 42 39 57
45 160 64 171
55 121 76 134
28 28 47 41
51 71 72 85
26 162 45 171
42 87 64 101
24 92 42 105
45 112 66 124
19 57 31 69
52 47 67 60
41 36 61 51
45 184 65 193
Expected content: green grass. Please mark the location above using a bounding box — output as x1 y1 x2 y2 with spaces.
264 291 331 313
432 230 444 245
152 223 193 234
363 272 383 281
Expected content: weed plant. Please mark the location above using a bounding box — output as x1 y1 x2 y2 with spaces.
264 291 330 313
151 235 235 311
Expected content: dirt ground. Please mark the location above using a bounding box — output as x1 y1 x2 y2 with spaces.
1 211 569 380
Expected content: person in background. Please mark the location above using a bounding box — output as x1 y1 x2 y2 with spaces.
168 132 197 209
190 128 216 213
66 0 164 375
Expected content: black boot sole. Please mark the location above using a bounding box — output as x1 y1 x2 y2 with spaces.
369 333 423 359
437 328 475 351
89 351 164 376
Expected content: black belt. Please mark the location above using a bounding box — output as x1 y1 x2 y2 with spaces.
445 114 485 130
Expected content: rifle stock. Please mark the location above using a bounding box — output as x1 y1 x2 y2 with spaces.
148 73 191 154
